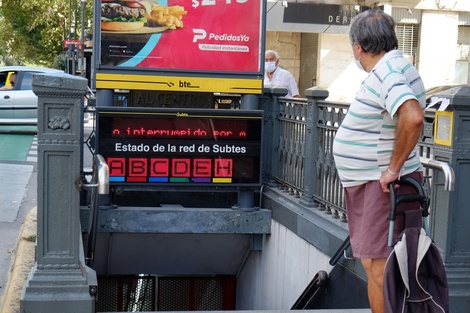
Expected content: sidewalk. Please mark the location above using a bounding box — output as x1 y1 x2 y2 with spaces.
0 162 37 313
0 207 36 313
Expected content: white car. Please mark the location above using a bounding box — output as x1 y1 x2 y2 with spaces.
0 66 63 125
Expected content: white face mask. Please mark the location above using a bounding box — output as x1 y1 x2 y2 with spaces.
354 56 365 72
265 61 277 73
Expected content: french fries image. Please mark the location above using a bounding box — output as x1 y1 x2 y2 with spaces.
146 5 187 29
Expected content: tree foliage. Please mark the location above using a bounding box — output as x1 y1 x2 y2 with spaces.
0 0 93 68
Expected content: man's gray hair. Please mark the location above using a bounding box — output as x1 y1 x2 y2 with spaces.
349 9 398 56
265 49 279 61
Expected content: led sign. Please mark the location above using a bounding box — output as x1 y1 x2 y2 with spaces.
97 108 263 186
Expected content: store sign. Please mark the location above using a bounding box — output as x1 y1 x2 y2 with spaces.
97 108 263 186
128 90 214 108
283 3 360 25
99 0 264 74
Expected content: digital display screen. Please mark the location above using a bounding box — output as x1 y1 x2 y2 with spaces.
97 108 263 186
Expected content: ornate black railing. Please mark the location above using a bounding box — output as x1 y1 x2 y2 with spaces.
272 91 439 223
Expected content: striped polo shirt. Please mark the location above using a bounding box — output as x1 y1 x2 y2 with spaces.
333 50 426 187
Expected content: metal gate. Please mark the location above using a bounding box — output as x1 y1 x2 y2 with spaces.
96 275 156 312
157 277 236 311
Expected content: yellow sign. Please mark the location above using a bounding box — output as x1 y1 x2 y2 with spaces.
434 110 454 147
96 73 263 94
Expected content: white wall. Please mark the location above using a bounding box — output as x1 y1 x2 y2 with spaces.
418 11 459 88
318 33 367 102
416 0 470 11
266 32 365 103
236 220 333 310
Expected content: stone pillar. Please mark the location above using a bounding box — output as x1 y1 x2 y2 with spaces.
430 86 470 313
21 72 96 312
300 87 329 207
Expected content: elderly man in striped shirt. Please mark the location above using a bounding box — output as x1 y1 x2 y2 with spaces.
332 9 426 313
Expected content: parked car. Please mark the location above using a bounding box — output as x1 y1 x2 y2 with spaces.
0 66 63 125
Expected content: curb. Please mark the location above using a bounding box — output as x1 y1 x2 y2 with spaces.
1 207 37 313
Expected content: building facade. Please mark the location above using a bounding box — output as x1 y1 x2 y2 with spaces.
266 0 470 101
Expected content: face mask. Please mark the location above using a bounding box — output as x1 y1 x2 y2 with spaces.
265 61 277 73
354 56 365 72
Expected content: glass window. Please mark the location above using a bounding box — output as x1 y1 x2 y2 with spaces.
20 72 33 90
0 72 7 87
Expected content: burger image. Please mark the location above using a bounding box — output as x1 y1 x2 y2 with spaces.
101 0 152 32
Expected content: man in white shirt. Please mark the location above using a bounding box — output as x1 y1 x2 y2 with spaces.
264 50 300 98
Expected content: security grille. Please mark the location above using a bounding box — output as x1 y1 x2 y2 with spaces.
456 26 470 84
96 275 156 312
457 26 470 61
395 24 419 66
96 276 235 312
157 277 236 311
158 278 191 311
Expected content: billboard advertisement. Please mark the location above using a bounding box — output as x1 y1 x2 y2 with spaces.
99 0 264 74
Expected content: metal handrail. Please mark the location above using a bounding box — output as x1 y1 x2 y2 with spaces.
420 156 455 191
82 154 109 195
85 154 109 267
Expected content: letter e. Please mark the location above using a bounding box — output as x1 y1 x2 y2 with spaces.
193 158 212 177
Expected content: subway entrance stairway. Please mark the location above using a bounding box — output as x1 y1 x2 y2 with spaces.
15 73 469 313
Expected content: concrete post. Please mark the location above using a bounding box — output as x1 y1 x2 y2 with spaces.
429 86 470 313
20 72 96 312
300 87 329 207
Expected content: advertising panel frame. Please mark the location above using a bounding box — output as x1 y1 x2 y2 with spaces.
93 0 266 94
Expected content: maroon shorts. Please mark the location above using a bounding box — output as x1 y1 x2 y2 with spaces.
344 171 423 259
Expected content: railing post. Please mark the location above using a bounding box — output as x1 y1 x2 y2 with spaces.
300 87 329 207
235 94 260 211
260 86 287 187
20 72 95 312
428 85 470 313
